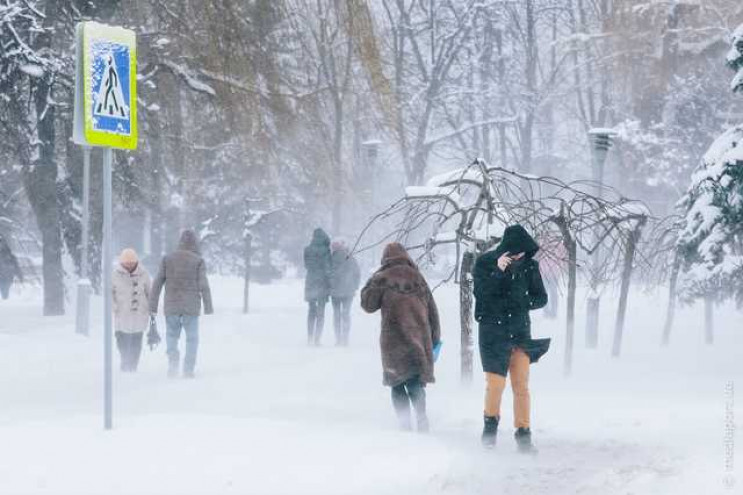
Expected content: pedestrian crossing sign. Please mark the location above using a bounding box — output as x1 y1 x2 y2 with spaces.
73 22 137 150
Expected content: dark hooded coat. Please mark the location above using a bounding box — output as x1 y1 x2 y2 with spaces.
304 228 332 302
361 243 441 387
330 246 361 298
473 225 550 376
149 230 213 316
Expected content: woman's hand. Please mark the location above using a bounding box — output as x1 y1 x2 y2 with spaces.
497 252 512 272
497 252 525 271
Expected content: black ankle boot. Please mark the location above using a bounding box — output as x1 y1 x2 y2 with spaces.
514 427 535 453
482 416 499 447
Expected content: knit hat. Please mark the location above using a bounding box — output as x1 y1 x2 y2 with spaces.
119 248 139 265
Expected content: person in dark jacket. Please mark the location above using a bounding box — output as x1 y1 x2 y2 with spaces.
149 230 213 378
330 240 361 346
473 225 550 451
0 236 23 300
304 228 332 346
361 243 441 432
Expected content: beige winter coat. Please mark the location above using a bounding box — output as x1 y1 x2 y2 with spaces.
113 264 152 333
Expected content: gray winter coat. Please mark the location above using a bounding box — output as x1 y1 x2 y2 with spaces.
330 247 361 298
149 231 213 316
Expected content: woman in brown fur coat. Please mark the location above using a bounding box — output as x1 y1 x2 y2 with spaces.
361 243 441 432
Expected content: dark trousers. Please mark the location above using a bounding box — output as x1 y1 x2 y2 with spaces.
391 377 428 431
331 296 353 346
115 331 144 372
307 298 327 345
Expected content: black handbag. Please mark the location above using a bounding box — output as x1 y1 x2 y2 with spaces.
147 316 162 350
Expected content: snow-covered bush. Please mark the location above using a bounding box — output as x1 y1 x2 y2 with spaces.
677 24 743 306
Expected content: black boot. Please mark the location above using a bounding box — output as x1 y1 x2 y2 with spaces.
391 385 413 431
514 427 536 453
482 416 499 447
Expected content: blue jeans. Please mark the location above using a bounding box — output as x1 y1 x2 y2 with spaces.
165 315 199 373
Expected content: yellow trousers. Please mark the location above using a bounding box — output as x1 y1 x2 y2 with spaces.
484 348 530 428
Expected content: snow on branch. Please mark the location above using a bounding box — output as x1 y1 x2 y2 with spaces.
162 60 216 96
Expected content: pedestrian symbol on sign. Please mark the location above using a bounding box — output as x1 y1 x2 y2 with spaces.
94 54 128 119
90 41 132 137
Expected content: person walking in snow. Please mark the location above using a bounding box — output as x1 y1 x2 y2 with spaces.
113 249 151 372
330 240 361 346
361 243 441 432
149 230 213 378
304 228 332 346
0 235 23 300
473 225 550 451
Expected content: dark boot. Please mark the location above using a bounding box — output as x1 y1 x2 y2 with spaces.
407 380 429 433
482 416 499 447
391 385 413 431
514 427 536 453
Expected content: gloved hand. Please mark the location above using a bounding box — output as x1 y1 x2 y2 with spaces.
146 316 161 350
433 341 443 363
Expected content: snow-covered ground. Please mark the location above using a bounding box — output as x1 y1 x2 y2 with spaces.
0 277 740 495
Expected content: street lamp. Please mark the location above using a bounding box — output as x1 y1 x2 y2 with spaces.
361 139 382 205
585 128 616 349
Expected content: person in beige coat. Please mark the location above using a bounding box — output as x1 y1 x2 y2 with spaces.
113 248 152 372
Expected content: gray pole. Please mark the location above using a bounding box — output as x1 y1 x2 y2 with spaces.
76 147 92 336
586 131 612 349
102 148 113 430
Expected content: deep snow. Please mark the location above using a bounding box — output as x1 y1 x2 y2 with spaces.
0 277 741 495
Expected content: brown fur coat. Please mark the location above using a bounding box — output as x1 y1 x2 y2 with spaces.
361 243 441 387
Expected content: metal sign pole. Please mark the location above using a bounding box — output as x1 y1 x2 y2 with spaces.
75 146 92 336
103 147 113 430
74 21 137 431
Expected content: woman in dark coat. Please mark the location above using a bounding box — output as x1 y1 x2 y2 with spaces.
361 243 441 432
473 225 550 451
304 228 332 346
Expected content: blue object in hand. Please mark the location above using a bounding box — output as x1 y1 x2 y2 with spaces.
433 341 443 362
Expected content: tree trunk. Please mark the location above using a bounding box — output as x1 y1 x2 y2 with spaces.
565 239 577 375
23 13 64 316
612 218 646 357
585 297 600 348
243 233 253 314
554 212 577 376
332 96 344 233
704 295 714 345
661 254 680 346
460 251 475 383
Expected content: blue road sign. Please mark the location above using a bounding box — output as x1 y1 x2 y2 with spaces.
91 41 132 136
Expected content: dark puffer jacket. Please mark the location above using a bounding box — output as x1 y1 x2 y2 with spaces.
473 225 550 376
304 228 332 302
330 247 361 299
361 243 441 387
149 230 213 316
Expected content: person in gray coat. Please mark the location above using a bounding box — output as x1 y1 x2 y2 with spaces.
330 240 361 346
149 230 213 378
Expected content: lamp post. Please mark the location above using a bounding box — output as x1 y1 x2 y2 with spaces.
75 146 92 336
361 139 381 207
585 128 615 349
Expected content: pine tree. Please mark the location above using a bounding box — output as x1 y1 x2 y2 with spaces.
728 24 743 94
677 24 743 307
